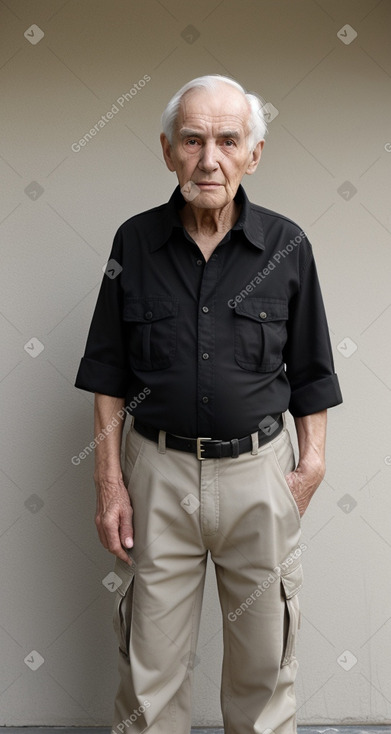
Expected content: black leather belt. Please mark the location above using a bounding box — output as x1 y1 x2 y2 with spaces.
133 415 283 460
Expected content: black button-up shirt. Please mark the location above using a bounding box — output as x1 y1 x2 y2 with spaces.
75 185 342 439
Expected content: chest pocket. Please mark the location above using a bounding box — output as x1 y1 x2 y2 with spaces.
234 297 288 372
123 297 178 370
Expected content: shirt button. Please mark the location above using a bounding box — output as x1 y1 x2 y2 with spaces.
145 311 153 320
196 259 203 266
259 311 267 319
202 352 209 360
202 396 209 404
202 306 209 313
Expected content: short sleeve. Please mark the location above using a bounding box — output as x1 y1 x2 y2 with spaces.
74 228 128 397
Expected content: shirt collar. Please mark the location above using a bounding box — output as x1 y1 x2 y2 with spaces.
148 184 265 252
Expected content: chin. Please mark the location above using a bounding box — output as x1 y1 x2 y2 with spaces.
194 191 227 208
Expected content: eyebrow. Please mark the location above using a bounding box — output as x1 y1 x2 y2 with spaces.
179 128 242 140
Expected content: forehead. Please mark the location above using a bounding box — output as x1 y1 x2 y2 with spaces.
177 86 250 132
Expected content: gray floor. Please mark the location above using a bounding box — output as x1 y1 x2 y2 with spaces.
192 730 390 734
191 729 391 734
1 727 389 733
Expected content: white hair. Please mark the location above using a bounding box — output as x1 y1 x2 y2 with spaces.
161 74 267 151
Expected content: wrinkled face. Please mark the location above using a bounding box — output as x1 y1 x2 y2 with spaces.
161 85 263 209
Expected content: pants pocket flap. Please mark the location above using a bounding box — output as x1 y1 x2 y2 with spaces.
281 563 303 600
113 556 135 597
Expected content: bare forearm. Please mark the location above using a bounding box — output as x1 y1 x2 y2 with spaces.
285 409 327 517
93 393 125 479
294 409 327 474
93 393 133 563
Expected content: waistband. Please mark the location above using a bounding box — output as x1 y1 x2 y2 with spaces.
133 415 283 460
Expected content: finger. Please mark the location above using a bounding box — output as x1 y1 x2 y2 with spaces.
284 470 296 490
284 471 302 508
104 521 132 564
95 515 109 550
114 546 133 564
119 509 134 551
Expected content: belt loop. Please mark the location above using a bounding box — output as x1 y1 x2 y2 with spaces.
157 430 166 454
230 438 239 458
251 431 259 455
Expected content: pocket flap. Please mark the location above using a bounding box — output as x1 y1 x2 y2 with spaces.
113 556 135 597
280 563 303 599
123 297 177 323
235 297 288 323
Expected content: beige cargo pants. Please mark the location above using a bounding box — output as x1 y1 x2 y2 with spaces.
110 418 303 734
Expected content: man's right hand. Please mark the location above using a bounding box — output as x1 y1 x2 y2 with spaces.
94 473 134 565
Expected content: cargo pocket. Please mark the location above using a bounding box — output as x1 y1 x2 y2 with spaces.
112 556 135 657
281 563 303 666
234 297 288 372
123 297 178 370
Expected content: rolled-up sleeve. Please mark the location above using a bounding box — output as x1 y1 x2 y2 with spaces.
74 228 127 397
284 241 342 417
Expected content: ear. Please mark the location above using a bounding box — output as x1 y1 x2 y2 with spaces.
160 133 176 172
245 140 264 176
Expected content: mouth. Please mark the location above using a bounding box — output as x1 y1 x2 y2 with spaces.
196 182 223 189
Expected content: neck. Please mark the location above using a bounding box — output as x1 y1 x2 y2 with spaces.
180 198 240 237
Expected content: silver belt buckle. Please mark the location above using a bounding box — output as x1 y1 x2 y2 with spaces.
196 436 211 460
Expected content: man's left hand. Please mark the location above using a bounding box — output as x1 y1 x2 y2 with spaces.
285 458 325 517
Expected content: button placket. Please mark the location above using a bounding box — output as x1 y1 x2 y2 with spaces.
196 253 222 435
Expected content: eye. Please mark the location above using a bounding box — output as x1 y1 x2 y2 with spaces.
223 139 236 147
186 139 199 146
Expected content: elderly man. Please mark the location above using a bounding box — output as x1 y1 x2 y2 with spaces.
75 75 342 734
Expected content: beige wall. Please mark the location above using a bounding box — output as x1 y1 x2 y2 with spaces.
1 0 390 726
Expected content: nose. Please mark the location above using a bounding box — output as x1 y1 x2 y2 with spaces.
198 141 219 172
